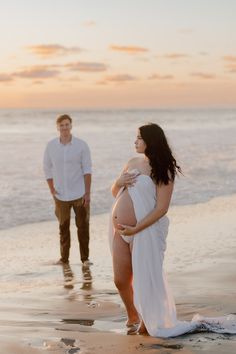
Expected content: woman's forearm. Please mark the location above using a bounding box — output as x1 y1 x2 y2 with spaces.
135 207 168 233
135 182 173 233
111 179 122 198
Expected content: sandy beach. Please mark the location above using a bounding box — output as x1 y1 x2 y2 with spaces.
1 194 236 354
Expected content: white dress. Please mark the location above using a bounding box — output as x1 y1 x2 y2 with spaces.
109 171 236 337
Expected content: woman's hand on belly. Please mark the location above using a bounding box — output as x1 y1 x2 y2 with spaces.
117 223 137 237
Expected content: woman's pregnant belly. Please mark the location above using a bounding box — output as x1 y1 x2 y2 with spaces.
112 189 137 230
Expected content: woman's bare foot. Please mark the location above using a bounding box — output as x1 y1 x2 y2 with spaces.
127 323 139 335
138 321 148 335
126 318 140 327
126 317 140 335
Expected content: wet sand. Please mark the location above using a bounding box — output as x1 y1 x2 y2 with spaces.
0 194 236 353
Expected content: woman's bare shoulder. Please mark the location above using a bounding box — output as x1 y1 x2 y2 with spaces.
120 157 138 172
125 157 141 169
127 156 142 164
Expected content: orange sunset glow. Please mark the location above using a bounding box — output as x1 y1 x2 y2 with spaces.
0 0 236 108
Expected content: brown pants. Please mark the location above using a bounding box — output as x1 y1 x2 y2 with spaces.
54 197 90 263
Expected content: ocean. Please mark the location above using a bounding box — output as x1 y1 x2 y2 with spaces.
1 108 236 230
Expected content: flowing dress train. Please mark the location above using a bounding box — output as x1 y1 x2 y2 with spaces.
109 172 236 337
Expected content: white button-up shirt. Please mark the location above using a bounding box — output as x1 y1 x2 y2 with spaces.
43 136 92 201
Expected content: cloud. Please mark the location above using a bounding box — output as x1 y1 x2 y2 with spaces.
62 76 81 82
225 64 236 73
191 72 216 79
14 65 60 79
148 74 174 80
163 53 190 59
96 80 108 85
0 74 13 82
32 80 44 85
26 44 82 57
223 55 236 62
82 21 96 27
66 61 108 72
222 56 236 73
98 74 138 85
109 45 148 54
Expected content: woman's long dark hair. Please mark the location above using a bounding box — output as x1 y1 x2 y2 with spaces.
139 123 181 185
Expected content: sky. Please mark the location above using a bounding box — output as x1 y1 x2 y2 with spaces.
0 0 236 109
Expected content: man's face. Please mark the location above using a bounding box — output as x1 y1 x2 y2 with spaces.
57 119 72 136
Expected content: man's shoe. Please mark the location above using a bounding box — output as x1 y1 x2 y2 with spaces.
82 259 93 266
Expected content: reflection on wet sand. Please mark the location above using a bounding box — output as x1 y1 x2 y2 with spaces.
62 264 74 289
81 264 93 291
61 263 93 293
60 264 95 330
60 338 80 353
62 318 94 326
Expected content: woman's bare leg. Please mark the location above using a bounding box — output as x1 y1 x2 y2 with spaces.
113 232 139 325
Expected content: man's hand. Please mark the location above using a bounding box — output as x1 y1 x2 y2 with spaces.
47 179 57 196
83 192 90 207
50 187 57 196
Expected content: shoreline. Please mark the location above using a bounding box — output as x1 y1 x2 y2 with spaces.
1 193 236 353
1 189 236 233
1 190 236 232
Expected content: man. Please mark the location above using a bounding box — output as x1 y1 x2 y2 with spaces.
43 114 92 266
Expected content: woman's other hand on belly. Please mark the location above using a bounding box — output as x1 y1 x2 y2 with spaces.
117 224 137 237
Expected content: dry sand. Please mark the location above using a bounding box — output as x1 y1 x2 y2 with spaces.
0 194 236 353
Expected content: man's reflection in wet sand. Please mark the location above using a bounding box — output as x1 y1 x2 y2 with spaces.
80 263 92 291
61 263 93 293
60 264 95 328
62 263 74 289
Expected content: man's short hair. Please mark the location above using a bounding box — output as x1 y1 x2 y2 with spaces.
56 114 72 125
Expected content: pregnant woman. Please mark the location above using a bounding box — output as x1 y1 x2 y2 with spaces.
110 123 236 337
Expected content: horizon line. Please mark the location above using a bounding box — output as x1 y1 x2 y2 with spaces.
0 106 236 111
